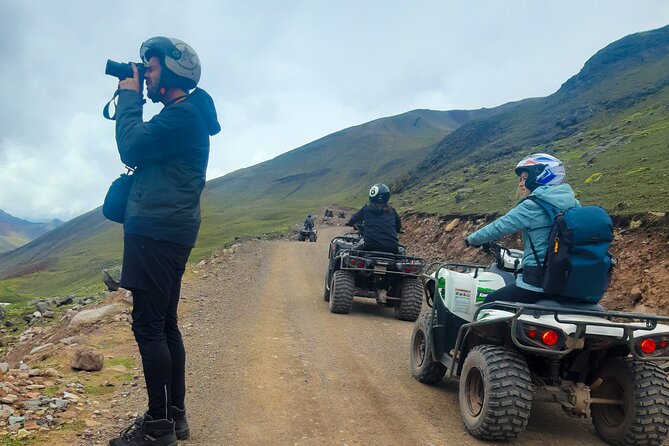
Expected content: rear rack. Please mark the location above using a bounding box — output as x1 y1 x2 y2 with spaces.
445 301 669 378
338 249 426 276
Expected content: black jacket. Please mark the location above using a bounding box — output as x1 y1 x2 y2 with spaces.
115 88 221 247
347 203 401 252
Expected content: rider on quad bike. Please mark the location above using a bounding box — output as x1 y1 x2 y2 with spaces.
465 153 577 304
412 154 669 445
347 183 402 253
304 214 315 231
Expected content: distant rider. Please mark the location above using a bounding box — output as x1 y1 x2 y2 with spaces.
347 183 402 254
465 154 579 304
304 214 315 230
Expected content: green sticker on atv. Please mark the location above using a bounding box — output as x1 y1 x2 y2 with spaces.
476 287 495 302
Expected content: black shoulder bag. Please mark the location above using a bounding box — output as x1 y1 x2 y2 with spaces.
103 166 135 224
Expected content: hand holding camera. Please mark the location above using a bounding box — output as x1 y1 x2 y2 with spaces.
118 63 142 94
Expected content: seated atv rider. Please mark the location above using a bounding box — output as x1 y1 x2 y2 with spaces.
465 154 579 304
347 183 402 254
304 214 315 231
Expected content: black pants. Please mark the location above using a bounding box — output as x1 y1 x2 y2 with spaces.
483 283 547 304
121 234 192 420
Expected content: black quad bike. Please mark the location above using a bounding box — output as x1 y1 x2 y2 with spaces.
297 228 317 242
411 242 669 444
323 229 425 321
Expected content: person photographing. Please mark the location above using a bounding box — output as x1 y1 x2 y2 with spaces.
108 37 220 446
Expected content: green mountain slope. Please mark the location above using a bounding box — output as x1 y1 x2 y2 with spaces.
396 26 669 215
0 108 502 300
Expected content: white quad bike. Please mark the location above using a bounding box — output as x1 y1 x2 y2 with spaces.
411 242 669 445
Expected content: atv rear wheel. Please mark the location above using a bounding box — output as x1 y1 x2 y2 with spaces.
309 233 316 242
411 313 446 384
459 345 532 441
395 278 423 321
329 270 354 314
591 358 669 446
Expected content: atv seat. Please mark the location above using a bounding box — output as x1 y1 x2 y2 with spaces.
533 299 604 312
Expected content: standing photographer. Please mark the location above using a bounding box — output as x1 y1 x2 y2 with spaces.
109 37 220 446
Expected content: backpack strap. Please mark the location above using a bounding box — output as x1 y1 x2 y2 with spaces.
521 196 561 280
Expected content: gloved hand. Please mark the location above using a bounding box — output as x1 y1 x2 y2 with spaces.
465 238 478 248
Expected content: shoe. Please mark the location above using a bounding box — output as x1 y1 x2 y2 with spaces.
109 414 177 446
171 406 190 440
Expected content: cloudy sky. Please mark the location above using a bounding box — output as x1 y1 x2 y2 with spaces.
1 1 668 221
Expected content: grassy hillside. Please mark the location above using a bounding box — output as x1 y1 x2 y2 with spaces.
396 25 669 216
0 108 501 300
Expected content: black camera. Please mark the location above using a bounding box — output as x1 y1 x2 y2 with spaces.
105 59 147 80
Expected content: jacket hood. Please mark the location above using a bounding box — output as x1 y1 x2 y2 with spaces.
530 184 579 211
188 88 221 136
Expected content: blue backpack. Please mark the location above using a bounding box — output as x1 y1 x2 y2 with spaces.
526 197 614 303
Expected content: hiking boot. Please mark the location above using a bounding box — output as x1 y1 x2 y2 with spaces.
171 406 190 440
109 414 177 446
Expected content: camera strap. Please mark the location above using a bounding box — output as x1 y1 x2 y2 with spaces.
103 89 120 121
103 89 147 120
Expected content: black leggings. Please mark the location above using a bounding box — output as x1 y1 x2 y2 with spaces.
483 283 547 304
121 234 191 420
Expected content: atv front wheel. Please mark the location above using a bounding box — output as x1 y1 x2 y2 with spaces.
459 345 532 441
323 271 330 302
395 278 423 321
410 313 446 384
591 358 669 446
329 270 354 314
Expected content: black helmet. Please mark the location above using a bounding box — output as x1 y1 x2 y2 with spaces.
368 183 390 203
140 36 201 90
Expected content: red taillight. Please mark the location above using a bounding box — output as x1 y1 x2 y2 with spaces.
541 330 559 346
660 339 668 349
527 328 538 339
413 266 418 273
349 258 356 266
641 339 657 354
404 267 411 273
357 261 364 268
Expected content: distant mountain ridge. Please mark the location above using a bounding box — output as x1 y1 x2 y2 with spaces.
0 209 63 254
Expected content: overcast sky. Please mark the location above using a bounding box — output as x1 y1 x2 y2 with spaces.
1 1 668 221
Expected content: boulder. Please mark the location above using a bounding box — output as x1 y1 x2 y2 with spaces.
455 188 474 203
444 218 461 232
68 303 126 327
56 296 74 307
102 269 121 291
70 347 104 372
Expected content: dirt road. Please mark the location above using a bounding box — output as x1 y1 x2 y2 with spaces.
180 226 605 446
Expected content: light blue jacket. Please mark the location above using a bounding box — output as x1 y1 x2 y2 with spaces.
466 184 580 291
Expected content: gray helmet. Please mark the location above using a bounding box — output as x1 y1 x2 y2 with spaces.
369 183 390 203
140 36 201 89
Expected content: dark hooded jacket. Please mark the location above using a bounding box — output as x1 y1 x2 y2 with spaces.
115 88 221 247
347 203 401 253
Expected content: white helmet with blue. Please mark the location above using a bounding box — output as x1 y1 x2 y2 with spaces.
514 153 565 191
